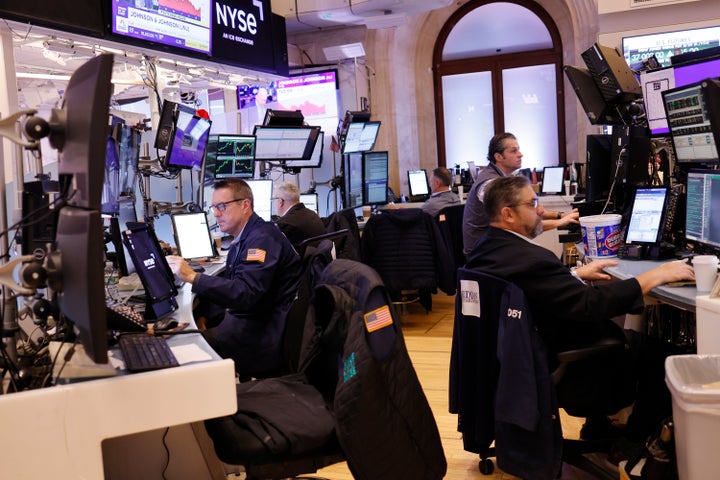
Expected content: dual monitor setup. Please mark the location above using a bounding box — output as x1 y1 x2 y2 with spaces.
565 41 720 261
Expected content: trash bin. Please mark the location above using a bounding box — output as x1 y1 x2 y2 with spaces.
665 355 720 480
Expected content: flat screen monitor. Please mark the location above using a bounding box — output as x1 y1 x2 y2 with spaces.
253 125 321 161
622 26 720 69
541 166 566 194
110 0 211 55
408 169 430 200
246 179 273 221
206 134 256 179
171 211 216 259
263 109 304 126
585 134 613 202
640 56 720 136
662 80 720 164
284 131 324 169
122 222 178 304
112 196 139 276
363 151 389 206
164 110 212 170
154 100 196 150
117 124 141 195
625 187 669 245
102 135 121 214
342 121 381 154
685 169 720 252
343 152 364 210
300 193 319 214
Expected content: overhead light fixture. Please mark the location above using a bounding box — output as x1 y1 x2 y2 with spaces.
16 72 71 81
323 42 366 61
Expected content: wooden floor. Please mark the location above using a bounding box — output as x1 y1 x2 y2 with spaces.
314 293 616 480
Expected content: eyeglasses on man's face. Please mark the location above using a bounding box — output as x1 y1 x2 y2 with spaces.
208 198 246 214
511 198 539 209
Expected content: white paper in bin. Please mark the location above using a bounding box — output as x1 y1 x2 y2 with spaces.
665 354 720 480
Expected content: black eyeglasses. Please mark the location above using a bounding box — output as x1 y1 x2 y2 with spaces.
209 198 246 214
510 198 539 209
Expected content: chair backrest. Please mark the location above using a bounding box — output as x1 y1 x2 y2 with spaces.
437 203 466 273
295 228 349 259
323 209 361 261
449 267 562 479
360 208 455 302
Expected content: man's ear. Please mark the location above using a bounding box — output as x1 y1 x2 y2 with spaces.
499 205 516 224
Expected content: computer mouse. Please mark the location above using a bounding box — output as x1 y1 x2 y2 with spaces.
153 317 178 331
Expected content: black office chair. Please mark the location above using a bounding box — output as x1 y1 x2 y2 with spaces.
360 208 455 312
449 267 629 480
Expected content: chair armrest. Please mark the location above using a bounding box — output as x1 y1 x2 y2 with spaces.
551 338 626 385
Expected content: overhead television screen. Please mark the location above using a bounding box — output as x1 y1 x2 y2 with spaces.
623 26 720 69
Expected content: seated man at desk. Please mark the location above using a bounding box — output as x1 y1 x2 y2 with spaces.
462 132 579 255
272 181 326 249
167 179 302 378
421 167 461 217
465 175 694 460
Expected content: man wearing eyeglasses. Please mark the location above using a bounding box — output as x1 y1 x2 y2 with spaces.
465 175 694 461
462 132 579 256
167 178 302 378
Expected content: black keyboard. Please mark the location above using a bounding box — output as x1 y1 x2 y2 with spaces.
106 300 147 332
117 333 180 372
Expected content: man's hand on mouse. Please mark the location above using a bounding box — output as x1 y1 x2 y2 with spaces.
166 255 198 284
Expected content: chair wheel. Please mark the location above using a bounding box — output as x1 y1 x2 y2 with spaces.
478 458 494 475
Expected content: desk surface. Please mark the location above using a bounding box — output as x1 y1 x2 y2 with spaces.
0 282 237 479
604 257 698 312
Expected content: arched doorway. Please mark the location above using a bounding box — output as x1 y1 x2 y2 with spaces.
433 0 565 171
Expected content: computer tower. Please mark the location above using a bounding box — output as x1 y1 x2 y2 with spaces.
581 43 641 104
585 134 612 202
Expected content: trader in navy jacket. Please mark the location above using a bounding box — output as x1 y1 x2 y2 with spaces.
465 175 694 453
168 179 302 378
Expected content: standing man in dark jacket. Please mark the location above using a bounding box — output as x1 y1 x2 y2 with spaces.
273 181 326 250
168 179 302 378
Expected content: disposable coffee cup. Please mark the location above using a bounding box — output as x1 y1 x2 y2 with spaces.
692 255 719 293
212 231 223 250
362 205 371 220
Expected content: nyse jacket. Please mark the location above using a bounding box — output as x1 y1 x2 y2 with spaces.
193 213 302 377
465 226 644 359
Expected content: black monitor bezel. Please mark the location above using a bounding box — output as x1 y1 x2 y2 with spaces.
341 121 381 155
407 169 431 200
540 166 566 194
206 134 257 179
171 211 216 260
121 222 179 303
164 110 212 170
252 125 321 161
624 186 670 247
362 150 389 206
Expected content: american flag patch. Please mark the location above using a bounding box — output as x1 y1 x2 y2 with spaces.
363 305 393 332
246 248 266 262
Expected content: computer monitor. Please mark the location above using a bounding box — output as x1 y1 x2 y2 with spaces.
624 187 669 245
110 196 139 276
685 169 720 254
164 109 212 170
117 124 141 196
263 109 304 126
122 222 179 320
640 56 720 136
341 121 381 154
564 65 631 125
206 134 256 179
300 193 319 214
540 166 566 194
408 169 431 201
662 80 720 165
101 135 120 214
246 179 273 221
49 54 113 363
285 131 324 169
253 125 321 161
154 99 195 150
362 151 389 206
342 152 364 210
171 211 216 259
585 134 613 202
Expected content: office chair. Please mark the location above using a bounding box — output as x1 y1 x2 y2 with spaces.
360 208 455 312
436 203 466 274
204 258 446 480
449 267 627 480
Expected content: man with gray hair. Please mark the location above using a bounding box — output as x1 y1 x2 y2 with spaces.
273 181 326 250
